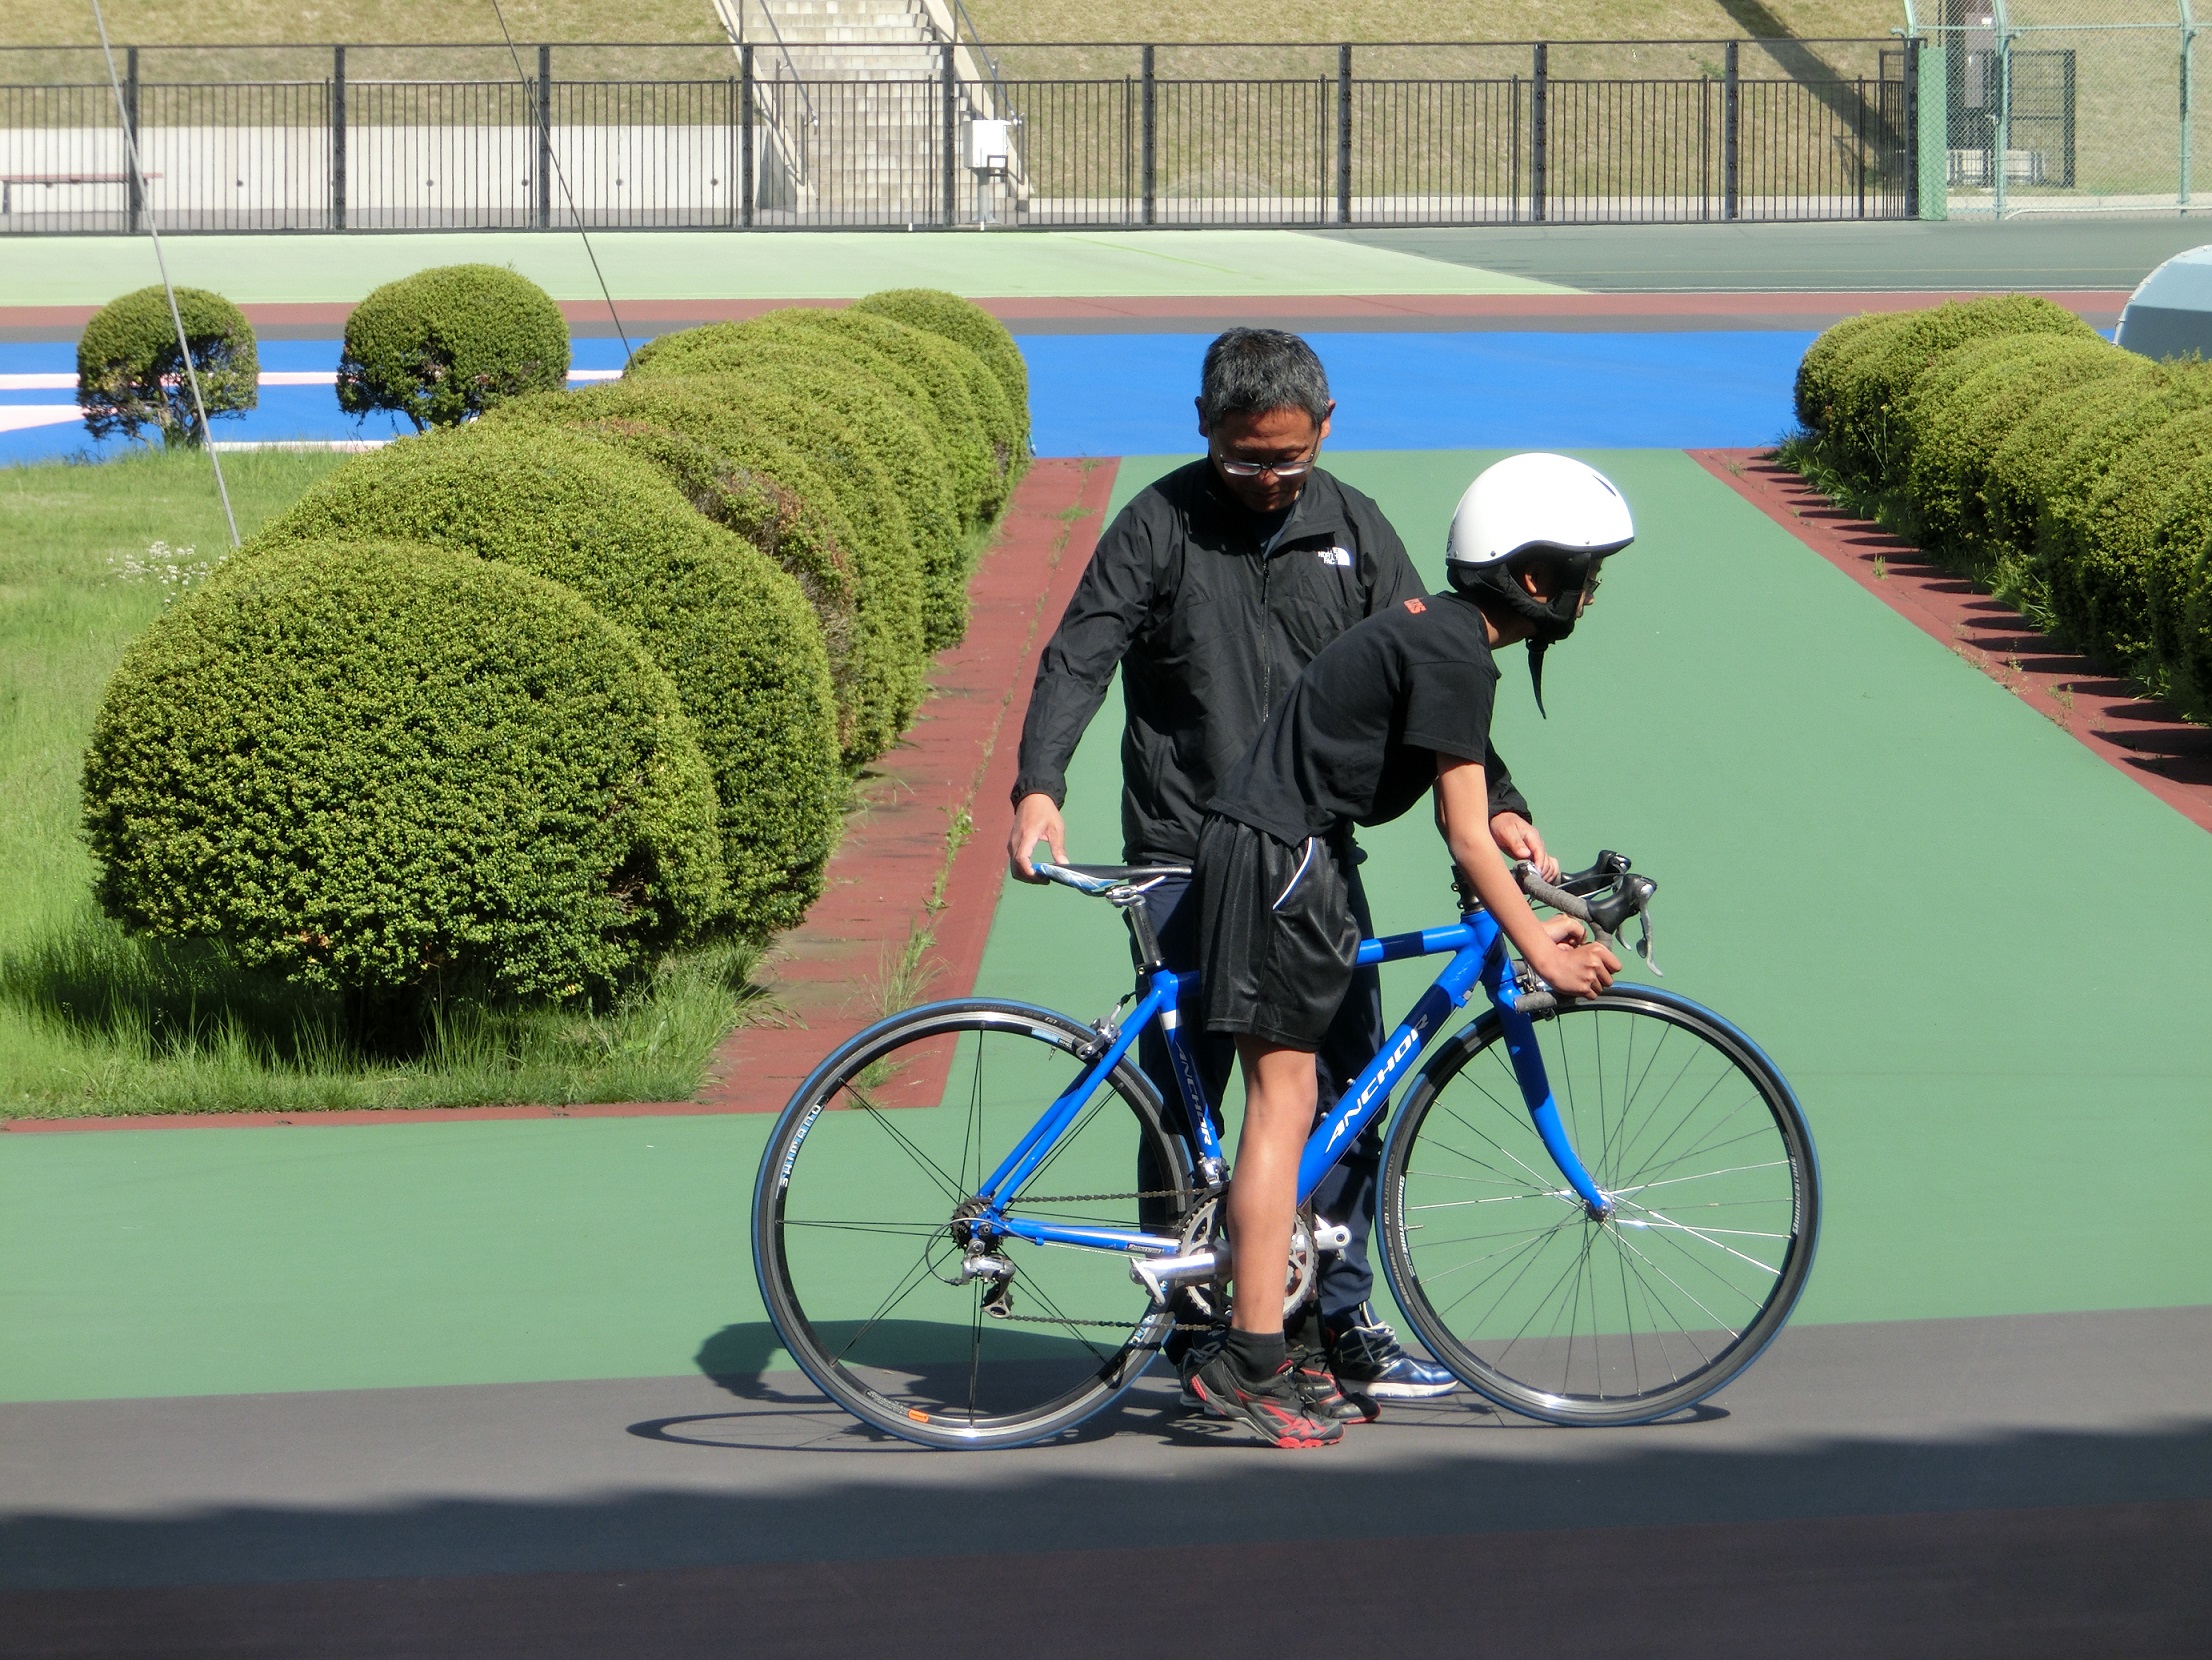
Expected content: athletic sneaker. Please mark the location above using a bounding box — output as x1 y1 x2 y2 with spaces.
1285 1331 1371 1423
1188 1350 1345 1448
1175 1320 1229 1411
1324 1303 1461 1400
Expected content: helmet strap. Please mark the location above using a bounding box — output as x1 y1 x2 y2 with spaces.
1528 638 1550 718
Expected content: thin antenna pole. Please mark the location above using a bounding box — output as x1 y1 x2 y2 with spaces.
487 0 635 365
87 0 240 548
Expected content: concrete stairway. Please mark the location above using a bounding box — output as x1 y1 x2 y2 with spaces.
716 0 1024 220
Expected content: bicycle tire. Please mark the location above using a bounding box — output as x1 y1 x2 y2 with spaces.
1380 985 1819 1426
753 997 1198 1449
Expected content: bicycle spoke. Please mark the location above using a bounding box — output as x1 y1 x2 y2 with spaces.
1385 997 1814 1425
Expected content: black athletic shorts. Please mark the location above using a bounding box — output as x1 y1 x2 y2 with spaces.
1193 814 1360 1051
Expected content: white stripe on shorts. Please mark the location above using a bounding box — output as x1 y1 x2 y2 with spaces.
1272 836 1318 911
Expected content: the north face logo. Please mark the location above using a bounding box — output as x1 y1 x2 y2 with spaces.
1316 546 1353 567
1404 597 1426 614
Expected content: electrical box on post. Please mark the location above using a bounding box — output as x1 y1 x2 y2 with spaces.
966 119 1015 176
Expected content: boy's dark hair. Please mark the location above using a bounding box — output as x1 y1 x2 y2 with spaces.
1198 329 1332 427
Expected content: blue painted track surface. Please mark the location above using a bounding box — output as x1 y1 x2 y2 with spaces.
1019 330 1818 455
2 329 1815 464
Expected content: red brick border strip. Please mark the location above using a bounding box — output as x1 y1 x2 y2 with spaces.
1690 447 2212 834
3 457 1118 1134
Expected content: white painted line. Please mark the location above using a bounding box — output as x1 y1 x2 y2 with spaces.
1 369 617 391
0 405 83 433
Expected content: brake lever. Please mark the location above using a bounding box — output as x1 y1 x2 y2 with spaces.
1633 908 1663 977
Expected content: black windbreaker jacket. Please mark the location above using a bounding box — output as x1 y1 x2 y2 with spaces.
1013 459 1530 864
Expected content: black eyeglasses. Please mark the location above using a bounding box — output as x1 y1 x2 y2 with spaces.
1214 453 1316 479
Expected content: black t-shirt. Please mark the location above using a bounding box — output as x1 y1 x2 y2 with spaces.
1211 590 1500 845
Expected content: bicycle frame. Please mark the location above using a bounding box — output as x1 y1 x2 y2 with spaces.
971 908 1610 1261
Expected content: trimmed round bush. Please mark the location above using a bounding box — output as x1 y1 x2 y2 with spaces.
2145 480 2212 717
1979 357 2167 570
853 287 1030 458
250 425 841 941
1900 333 2137 559
482 376 925 765
1825 296 2097 489
77 285 257 447
742 309 995 525
632 331 972 650
84 540 725 1001
1793 309 1896 437
337 263 570 431
824 309 1023 515
2041 404 2212 668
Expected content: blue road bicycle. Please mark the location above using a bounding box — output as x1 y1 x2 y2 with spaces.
753 853 1819 1449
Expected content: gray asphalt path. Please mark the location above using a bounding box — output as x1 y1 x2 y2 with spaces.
2 1307 2207 1655
1318 218 2212 292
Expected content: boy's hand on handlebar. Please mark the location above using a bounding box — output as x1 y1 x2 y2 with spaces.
1008 793 1069 883
1536 938 1621 999
1489 811 1559 883
1541 915 1588 947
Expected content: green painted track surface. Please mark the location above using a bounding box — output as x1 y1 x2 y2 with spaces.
3 450 2206 1406
0 230 1569 309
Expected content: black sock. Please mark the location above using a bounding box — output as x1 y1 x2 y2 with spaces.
1224 1327 1287 1381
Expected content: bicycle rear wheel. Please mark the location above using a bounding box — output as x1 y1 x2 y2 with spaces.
1381 986 1818 1426
753 998 1197 1449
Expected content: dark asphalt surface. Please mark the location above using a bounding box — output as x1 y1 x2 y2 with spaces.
3 1307 2207 1655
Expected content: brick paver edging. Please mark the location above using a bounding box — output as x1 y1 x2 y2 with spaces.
5 457 1118 1134
1691 448 2212 834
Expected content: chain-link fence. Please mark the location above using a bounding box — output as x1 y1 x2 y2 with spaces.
0 38 1916 232
1909 0 2209 213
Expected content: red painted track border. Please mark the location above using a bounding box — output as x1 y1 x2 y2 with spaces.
4 457 1117 1133
1692 448 2212 834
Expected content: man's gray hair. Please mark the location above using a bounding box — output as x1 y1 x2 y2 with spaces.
1197 328 1332 427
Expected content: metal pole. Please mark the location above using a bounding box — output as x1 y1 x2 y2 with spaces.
1701 72 1713 219
1856 75 1869 217
2181 0 2196 208
1994 19 2011 217
537 44 553 229
1509 73 1521 221
1531 41 1547 222
1903 36 1922 218
1336 43 1353 224
331 44 347 231
124 45 140 232
1141 44 1157 225
941 43 958 228
1723 39 1740 221
741 44 756 227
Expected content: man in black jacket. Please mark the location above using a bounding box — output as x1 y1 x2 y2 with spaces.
1005 329 1551 1410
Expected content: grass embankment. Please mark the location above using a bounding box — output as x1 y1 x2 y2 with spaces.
0 447 769 1119
0 0 1905 52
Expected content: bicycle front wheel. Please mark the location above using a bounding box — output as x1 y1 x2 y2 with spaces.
1381 986 1818 1426
753 998 1197 1449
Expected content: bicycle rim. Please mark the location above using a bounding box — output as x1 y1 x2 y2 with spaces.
1382 988 1819 1426
753 999 1196 1449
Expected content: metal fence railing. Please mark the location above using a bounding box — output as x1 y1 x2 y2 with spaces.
0 39 1919 234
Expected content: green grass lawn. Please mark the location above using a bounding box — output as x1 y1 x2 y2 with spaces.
0 446 768 1119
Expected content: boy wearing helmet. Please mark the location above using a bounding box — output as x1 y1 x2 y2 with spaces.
1183 454 1633 1449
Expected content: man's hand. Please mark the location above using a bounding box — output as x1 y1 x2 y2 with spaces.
1008 792 1069 883
1489 811 1559 884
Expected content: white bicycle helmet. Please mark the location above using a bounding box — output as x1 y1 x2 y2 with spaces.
1443 453 1635 713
